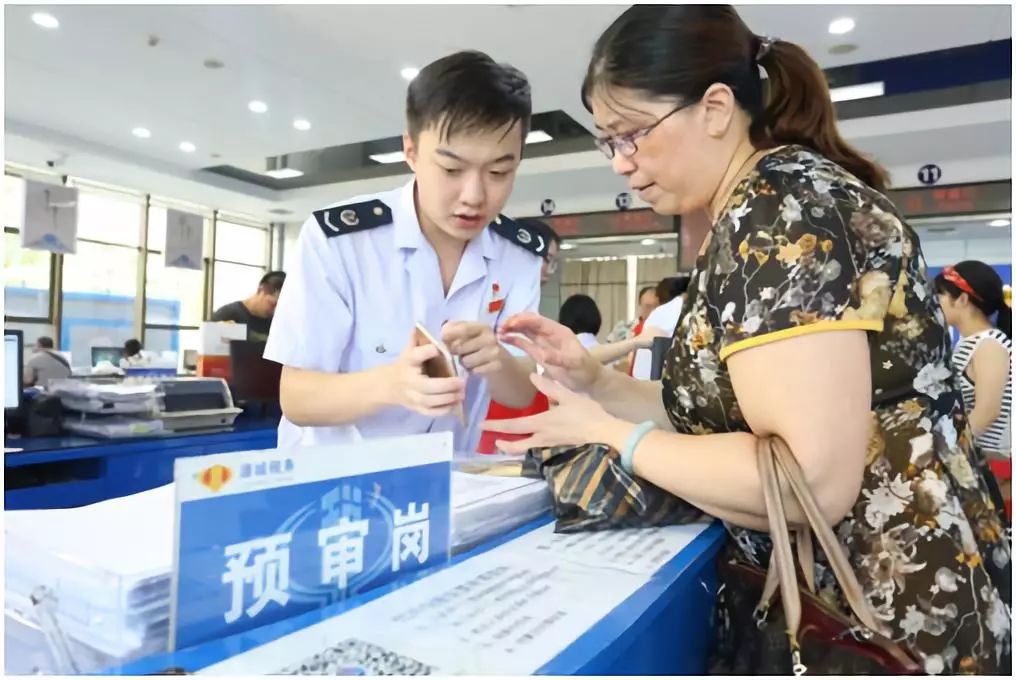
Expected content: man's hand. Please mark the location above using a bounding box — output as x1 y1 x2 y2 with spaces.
383 335 466 417
442 321 503 375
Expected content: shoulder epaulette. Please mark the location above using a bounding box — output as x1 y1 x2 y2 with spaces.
490 215 547 257
313 199 393 238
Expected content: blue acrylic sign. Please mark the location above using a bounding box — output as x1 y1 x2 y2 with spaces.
170 432 452 651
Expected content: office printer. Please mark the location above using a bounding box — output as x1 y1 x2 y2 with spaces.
157 377 242 431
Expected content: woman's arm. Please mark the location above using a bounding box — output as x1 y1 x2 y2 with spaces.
595 330 872 528
588 330 661 366
967 339 1010 437
589 367 675 429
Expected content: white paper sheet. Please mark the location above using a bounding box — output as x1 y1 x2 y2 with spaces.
201 522 710 675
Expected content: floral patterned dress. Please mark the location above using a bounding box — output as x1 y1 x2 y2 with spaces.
661 146 1011 674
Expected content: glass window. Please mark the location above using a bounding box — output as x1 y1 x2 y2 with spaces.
144 327 200 357
4 321 56 354
3 174 26 229
145 254 204 326
61 241 139 360
215 221 267 266
76 190 143 246
212 261 265 312
4 232 52 319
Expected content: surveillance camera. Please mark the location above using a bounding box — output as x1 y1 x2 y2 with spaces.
540 198 556 217
46 160 57 168
615 192 632 211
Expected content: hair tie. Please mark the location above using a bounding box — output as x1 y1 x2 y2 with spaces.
756 35 777 61
1003 285 1012 309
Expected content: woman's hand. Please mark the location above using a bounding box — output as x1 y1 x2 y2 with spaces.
497 312 603 392
482 372 631 455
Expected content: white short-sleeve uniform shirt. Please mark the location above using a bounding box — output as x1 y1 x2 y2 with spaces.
265 180 543 453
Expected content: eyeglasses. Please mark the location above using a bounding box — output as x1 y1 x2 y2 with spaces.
593 102 693 160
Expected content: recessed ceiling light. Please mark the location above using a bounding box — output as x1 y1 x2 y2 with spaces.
132 127 151 139
400 67 420 81
179 141 196 153
828 17 855 35
829 81 885 103
293 119 311 131
248 100 268 113
560 243 576 251
32 13 59 29
525 130 553 144
263 168 304 180
989 219 1010 228
641 238 657 246
369 151 407 164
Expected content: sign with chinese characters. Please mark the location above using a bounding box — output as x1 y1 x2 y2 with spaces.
546 209 678 239
22 180 78 254
889 180 1011 218
165 209 204 270
170 432 453 651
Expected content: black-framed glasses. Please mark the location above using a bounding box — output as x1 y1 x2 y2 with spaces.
593 102 693 160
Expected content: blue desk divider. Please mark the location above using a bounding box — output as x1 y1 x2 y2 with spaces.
169 432 452 651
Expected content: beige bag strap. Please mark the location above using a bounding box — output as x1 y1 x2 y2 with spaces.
755 437 891 675
769 437 888 634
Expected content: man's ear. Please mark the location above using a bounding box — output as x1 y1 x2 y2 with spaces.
402 132 417 173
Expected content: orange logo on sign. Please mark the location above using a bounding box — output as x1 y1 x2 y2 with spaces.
197 464 233 492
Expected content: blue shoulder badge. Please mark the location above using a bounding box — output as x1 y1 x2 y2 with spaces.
313 199 393 238
490 215 547 258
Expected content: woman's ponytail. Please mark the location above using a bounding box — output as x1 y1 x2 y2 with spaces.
756 40 890 193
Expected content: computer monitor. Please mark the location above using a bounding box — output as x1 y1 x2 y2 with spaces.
5 330 24 411
91 346 122 367
228 341 281 404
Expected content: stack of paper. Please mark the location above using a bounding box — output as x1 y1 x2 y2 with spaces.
47 380 166 438
4 485 175 672
451 471 552 552
4 470 552 674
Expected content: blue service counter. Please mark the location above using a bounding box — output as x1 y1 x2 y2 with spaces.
105 518 727 676
4 415 279 510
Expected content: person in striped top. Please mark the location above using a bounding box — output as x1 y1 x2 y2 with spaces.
935 260 1012 516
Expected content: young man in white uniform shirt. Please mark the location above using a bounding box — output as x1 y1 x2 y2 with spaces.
265 51 543 453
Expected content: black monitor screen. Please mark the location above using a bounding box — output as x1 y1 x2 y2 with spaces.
5 330 23 410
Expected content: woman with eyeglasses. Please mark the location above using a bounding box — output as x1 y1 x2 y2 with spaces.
486 4 1010 674
935 262 1013 519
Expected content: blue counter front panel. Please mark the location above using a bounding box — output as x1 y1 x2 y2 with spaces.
4 418 279 510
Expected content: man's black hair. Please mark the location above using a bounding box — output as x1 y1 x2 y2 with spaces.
124 338 143 357
259 271 286 295
37 336 55 349
657 275 691 304
406 51 532 144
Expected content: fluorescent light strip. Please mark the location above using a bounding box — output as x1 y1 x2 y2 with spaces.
829 81 885 103
525 130 553 144
263 168 304 179
369 151 407 164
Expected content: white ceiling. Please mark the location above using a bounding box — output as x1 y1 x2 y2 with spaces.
4 3 1013 221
